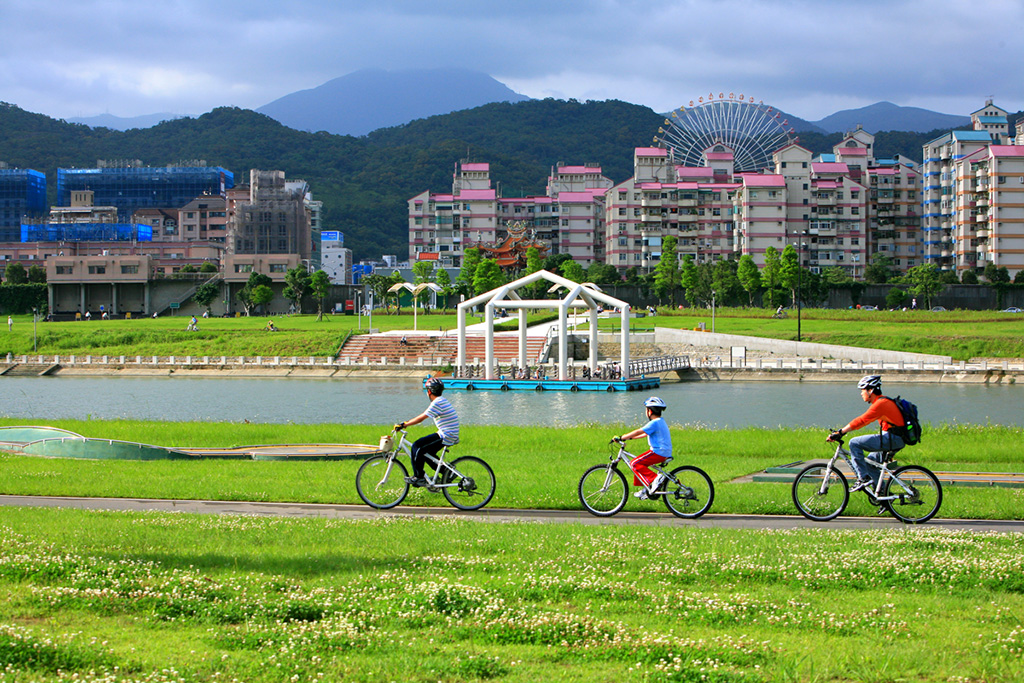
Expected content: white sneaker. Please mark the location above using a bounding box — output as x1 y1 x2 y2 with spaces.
650 473 666 491
634 489 649 500
849 478 874 493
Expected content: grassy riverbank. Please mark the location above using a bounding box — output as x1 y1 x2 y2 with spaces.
2 419 1021 520
4 308 1023 360
1 507 1023 682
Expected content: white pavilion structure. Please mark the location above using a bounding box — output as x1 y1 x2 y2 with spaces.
457 269 632 381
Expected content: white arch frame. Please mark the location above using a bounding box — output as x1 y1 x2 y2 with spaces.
456 269 631 381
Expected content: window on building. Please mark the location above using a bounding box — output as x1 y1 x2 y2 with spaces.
55 265 72 274
235 264 254 273
120 265 138 274
270 264 286 273
87 265 106 274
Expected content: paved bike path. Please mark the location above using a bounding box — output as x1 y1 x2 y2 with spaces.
1 495 1021 533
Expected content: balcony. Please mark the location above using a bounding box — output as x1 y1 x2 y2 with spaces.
977 229 989 239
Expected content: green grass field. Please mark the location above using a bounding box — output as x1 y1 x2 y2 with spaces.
4 307 1023 360
1 507 1022 682
2 420 1021 520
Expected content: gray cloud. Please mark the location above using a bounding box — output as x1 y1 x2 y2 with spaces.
0 0 1019 121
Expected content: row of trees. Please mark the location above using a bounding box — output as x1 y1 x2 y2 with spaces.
0 262 46 285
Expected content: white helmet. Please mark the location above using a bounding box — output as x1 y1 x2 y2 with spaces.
857 375 882 390
644 396 667 409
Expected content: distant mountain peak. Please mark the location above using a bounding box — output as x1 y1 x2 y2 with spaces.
256 67 530 136
812 102 971 134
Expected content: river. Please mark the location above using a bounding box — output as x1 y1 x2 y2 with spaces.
0 377 1019 429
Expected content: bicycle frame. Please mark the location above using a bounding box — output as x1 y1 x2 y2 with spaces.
603 439 675 496
384 428 464 491
822 440 918 504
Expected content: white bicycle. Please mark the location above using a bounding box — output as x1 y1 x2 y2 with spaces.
578 437 714 518
355 428 496 511
792 432 942 524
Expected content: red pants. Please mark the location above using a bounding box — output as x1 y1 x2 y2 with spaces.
631 450 669 487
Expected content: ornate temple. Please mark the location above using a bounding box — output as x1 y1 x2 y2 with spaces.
479 220 549 270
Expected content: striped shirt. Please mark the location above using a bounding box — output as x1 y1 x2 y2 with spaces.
426 396 460 446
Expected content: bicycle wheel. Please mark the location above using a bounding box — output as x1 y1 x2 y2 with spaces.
792 464 849 521
442 456 496 511
578 465 628 517
662 466 714 519
355 454 409 509
883 465 942 524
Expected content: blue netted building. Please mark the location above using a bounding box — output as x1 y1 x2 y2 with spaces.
57 165 234 221
20 223 153 242
0 168 46 242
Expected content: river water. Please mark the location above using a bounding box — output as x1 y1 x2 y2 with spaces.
0 377 1019 429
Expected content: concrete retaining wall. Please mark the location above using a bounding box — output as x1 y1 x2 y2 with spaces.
650 328 951 364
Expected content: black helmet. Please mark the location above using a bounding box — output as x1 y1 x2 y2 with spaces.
424 377 444 395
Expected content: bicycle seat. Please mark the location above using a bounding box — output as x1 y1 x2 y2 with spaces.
869 450 899 464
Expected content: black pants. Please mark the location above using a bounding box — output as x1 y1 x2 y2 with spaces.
410 433 444 478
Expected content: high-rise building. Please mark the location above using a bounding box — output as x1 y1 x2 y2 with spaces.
57 163 233 222
922 100 1022 278
0 166 46 242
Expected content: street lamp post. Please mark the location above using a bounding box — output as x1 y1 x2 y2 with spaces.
32 307 38 353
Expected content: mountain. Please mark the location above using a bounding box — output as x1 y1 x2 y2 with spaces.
812 101 971 134
256 68 531 137
1 99 998 261
67 112 182 130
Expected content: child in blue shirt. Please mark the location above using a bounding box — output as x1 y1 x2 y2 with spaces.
619 396 672 499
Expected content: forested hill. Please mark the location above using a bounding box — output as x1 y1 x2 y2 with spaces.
0 100 997 260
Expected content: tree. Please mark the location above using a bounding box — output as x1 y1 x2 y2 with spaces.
283 266 312 313
542 253 572 275
905 263 944 309
761 246 783 308
961 269 979 284
250 285 274 312
652 235 680 302
780 244 800 306
361 273 392 313
199 261 218 273
587 262 621 286
411 259 436 309
192 280 220 314
26 265 46 284
821 266 852 287
864 254 894 284
984 263 1011 284
236 271 273 316
1015 270 1024 285
524 246 544 297
560 259 585 283
886 286 908 310
310 270 331 321
736 254 761 306
711 258 743 307
179 264 197 274
472 259 505 296
434 267 452 310
623 266 641 285
2 262 27 285
457 247 481 293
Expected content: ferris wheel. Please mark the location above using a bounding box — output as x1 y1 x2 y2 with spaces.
653 93 797 173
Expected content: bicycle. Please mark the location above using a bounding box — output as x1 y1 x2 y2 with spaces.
355 428 496 511
578 437 714 518
791 432 942 524
771 310 788 319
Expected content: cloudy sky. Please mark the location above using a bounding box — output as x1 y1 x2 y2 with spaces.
1 0 1019 123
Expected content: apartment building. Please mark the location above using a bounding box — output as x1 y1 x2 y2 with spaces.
605 148 740 270
408 161 611 267
959 145 1024 275
922 100 1022 277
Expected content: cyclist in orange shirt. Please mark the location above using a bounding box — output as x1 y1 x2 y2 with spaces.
826 375 906 492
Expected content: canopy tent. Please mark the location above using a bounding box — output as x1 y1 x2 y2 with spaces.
457 269 631 381
387 281 443 331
